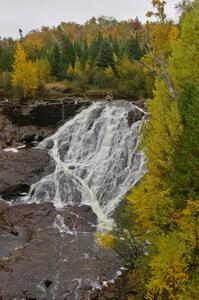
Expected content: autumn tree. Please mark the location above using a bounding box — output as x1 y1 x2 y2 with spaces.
125 2 199 299
169 0 199 91
138 1 180 99
35 58 51 84
11 42 38 98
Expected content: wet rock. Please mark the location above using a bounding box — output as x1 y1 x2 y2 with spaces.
0 148 55 198
0 200 121 299
0 98 91 149
0 113 54 150
127 109 144 127
59 142 70 160
90 290 99 299
46 139 54 149
44 279 53 288
104 291 115 299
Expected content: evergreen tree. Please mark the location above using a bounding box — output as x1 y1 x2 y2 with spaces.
88 33 103 66
96 40 115 69
171 84 199 208
59 35 75 79
50 43 61 79
81 40 88 67
127 35 142 60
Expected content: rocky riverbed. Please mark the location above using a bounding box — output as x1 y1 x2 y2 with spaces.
0 98 145 299
0 200 123 299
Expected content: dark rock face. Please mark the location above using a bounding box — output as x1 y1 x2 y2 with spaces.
127 109 144 127
0 201 121 300
0 112 54 150
0 148 55 199
0 98 90 149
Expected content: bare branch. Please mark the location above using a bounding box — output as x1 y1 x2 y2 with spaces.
133 58 176 99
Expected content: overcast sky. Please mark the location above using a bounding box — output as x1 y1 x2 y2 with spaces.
0 0 179 38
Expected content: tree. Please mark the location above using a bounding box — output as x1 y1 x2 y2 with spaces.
127 36 142 60
50 43 62 79
96 40 115 69
127 80 182 234
59 35 75 79
35 58 51 84
146 0 167 23
146 235 187 300
178 200 199 300
170 84 199 208
137 1 180 99
169 0 199 91
88 33 103 66
11 42 38 97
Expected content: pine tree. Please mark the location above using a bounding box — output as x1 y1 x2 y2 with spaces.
50 43 61 79
59 35 75 79
127 35 142 60
88 33 103 66
96 40 115 69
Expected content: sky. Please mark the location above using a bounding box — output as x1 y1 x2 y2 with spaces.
0 0 179 38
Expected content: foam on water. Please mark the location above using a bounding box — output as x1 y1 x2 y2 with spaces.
22 101 146 230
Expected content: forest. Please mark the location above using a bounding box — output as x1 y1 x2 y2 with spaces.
0 0 198 299
0 14 153 100
97 0 199 299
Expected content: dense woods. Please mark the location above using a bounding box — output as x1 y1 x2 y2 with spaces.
99 1 199 299
0 16 153 99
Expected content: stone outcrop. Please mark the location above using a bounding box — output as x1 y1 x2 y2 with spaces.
0 200 121 300
0 98 90 149
0 148 55 199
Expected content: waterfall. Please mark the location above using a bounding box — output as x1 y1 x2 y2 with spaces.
22 101 146 230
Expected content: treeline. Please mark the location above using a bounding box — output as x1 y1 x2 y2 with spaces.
99 0 199 299
0 17 154 99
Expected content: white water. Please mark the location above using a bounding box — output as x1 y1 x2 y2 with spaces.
22 101 146 230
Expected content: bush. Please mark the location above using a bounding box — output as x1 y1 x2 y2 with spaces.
0 71 11 89
111 201 145 268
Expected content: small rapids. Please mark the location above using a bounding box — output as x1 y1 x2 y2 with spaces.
22 100 146 230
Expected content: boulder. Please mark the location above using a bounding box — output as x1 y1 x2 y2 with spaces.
127 109 144 127
0 148 55 199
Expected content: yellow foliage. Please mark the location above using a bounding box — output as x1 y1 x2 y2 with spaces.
128 80 182 234
146 235 187 300
104 66 114 79
74 59 82 78
96 232 114 248
178 200 199 250
11 42 38 97
169 0 199 90
22 32 44 58
84 62 91 74
35 58 51 83
66 64 74 78
142 23 180 80
119 55 134 78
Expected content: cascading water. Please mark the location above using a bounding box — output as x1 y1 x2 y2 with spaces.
22 100 146 230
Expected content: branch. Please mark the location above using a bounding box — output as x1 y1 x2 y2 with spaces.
133 58 176 100
140 25 177 100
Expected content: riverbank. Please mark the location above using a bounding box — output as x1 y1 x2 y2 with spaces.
0 99 145 299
